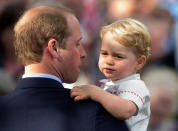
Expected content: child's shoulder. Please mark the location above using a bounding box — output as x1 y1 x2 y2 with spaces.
119 79 149 94
120 77 145 86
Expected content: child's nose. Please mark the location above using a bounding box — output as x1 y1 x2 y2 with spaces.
106 56 114 65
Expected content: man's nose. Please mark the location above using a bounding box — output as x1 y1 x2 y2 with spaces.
80 45 86 59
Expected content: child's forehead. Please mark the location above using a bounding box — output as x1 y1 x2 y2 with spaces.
103 31 125 44
102 33 131 49
103 30 121 38
102 31 117 39
104 27 128 38
102 31 123 46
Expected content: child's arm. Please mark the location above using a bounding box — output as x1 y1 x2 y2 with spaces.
70 85 137 120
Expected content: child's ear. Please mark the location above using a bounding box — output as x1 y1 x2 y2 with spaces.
136 55 146 71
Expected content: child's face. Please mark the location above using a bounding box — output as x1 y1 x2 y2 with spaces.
98 31 140 82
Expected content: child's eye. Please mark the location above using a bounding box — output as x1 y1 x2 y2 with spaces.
101 52 108 56
116 55 124 59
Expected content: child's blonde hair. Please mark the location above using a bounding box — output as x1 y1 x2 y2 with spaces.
100 18 151 58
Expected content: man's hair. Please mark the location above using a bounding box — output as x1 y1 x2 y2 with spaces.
14 5 74 65
100 18 151 59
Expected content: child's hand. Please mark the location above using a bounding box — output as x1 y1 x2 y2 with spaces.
70 85 98 101
70 85 91 101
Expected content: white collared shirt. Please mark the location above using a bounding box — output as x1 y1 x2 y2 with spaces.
22 73 62 84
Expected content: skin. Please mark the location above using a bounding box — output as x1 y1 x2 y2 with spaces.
99 32 142 81
71 31 146 120
24 6 86 83
54 14 86 83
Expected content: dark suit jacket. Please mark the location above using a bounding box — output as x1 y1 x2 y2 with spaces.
0 78 129 131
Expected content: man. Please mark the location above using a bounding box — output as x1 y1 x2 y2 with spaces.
0 5 128 131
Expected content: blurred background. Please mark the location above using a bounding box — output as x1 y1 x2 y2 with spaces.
0 0 178 130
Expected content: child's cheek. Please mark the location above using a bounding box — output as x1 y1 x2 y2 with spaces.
116 63 125 72
98 59 104 72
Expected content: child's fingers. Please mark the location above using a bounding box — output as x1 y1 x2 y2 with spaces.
70 91 79 98
74 96 82 101
74 95 87 101
72 86 82 91
70 86 89 100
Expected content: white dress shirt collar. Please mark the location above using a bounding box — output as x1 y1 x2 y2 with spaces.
22 73 62 84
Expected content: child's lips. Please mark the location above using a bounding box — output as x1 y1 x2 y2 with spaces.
104 68 115 73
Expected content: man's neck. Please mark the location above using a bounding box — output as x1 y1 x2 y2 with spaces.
24 61 64 82
25 63 48 74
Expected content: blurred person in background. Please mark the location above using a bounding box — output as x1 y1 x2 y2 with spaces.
160 0 178 71
106 0 138 22
138 7 175 73
0 69 16 96
0 0 26 81
142 66 178 131
136 0 160 16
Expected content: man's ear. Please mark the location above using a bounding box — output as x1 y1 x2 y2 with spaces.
47 39 60 59
136 55 147 71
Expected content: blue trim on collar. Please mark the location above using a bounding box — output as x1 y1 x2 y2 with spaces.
22 73 62 84
16 77 64 89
